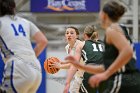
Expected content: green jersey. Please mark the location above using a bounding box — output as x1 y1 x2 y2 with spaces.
82 40 104 65
102 25 140 93
79 40 105 93
103 25 138 74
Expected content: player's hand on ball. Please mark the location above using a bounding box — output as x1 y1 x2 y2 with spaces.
51 61 61 68
44 57 60 74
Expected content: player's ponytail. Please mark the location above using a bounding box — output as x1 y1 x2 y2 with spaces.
91 31 99 41
84 25 98 41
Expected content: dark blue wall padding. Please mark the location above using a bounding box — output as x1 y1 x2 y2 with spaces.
32 43 47 93
0 55 4 85
37 47 47 93
134 43 140 70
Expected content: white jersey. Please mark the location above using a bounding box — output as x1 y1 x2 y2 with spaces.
0 15 42 93
65 40 84 77
0 15 39 61
65 40 84 93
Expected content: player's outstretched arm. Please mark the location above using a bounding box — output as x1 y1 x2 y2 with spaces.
51 61 71 69
65 56 105 74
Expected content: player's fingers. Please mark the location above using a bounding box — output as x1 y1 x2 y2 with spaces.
89 81 95 88
89 76 98 88
61 60 71 64
49 64 56 67
65 55 74 60
60 61 67 64
50 61 57 63
94 79 100 87
95 83 99 87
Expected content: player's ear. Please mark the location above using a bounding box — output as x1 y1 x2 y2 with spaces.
76 35 79 40
83 33 87 40
103 12 109 21
99 11 107 22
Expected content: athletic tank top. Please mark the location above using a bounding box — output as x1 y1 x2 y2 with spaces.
65 40 84 77
103 25 138 74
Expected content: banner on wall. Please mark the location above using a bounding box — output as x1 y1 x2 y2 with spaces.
31 0 100 13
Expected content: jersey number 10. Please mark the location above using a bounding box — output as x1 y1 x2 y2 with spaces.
11 24 26 36
92 43 104 52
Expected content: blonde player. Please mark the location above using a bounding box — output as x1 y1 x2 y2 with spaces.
0 0 48 93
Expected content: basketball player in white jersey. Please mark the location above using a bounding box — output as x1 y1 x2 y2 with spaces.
64 27 84 93
52 26 84 93
0 0 48 93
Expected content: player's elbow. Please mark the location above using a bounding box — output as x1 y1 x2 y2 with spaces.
122 45 133 60
126 46 133 58
42 38 48 47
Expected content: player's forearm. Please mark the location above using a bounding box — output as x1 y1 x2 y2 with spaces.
65 65 77 84
60 63 70 69
73 63 105 74
84 64 105 74
34 40 48 57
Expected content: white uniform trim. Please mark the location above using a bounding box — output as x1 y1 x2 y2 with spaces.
110 74 122 93
65 40 84 93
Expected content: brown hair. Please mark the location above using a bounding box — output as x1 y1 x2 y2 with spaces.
66 26 79 39
0 0 16 16
84 25 98 40
103 0 126 22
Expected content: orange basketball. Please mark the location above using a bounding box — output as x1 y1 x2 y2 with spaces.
44 57 60 74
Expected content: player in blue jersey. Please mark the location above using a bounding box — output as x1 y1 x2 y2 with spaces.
0 0 48 93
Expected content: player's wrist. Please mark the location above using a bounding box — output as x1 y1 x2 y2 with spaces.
104 69 112 78
65 81 70 85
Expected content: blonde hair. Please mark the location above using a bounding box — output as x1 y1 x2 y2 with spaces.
84 25 98 40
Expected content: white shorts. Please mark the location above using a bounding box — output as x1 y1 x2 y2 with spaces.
69 76 83 93
1 56 42 93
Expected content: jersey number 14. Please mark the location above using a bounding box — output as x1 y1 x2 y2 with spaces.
11 24 26 36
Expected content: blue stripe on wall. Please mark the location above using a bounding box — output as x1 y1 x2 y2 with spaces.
134 43 140 70
0 55 4 85
32 43 47 93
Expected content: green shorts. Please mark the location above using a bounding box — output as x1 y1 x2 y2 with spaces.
79 72 106 93
103 71 140 93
